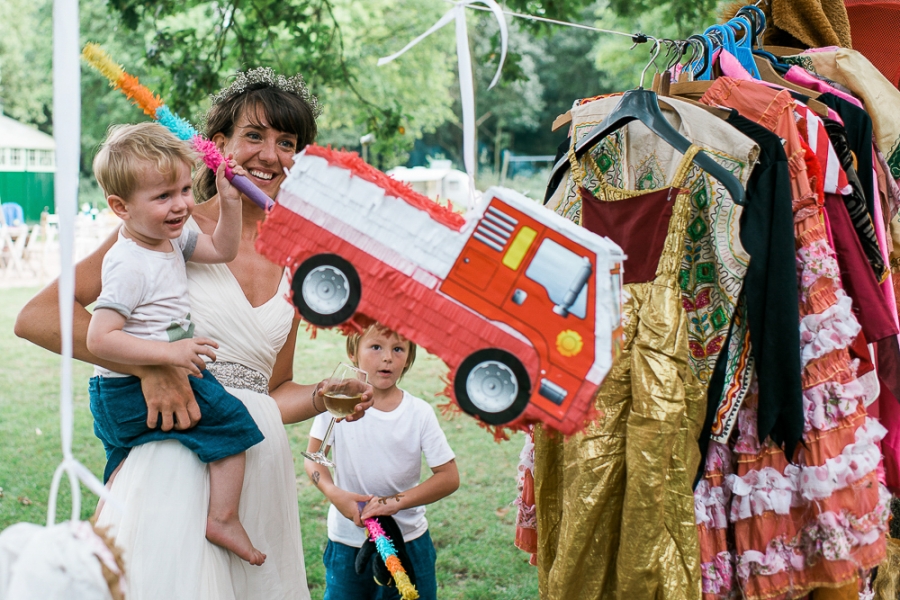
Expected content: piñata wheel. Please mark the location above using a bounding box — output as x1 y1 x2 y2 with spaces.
454 348 531 425
291 254 361 326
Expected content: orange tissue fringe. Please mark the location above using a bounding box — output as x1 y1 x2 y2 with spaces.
116 73 163 117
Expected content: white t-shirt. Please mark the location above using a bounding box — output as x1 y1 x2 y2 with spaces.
309 390 455 547
93 229 199 378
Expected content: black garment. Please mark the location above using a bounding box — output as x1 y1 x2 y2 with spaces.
698 110 803 480
818 93 877 219
544 136 571 205
822 118 888 280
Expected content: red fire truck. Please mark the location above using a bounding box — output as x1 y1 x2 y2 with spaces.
257 145 625 435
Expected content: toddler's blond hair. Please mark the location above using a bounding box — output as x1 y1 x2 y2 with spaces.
93 122 196 200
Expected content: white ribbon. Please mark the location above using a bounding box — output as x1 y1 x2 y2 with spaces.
50 0 124 526
378 0 508 209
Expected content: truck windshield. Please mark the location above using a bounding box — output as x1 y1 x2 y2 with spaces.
525 239 588 319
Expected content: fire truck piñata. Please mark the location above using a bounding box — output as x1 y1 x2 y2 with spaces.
256 145 625 435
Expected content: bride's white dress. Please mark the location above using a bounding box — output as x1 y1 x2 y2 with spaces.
95 242 309 600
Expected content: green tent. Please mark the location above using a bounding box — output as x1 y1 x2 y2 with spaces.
0 114 55 223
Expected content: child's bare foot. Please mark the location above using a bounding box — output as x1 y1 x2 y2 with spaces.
206 515 266 566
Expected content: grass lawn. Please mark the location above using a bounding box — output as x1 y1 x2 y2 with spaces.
0 286 538 599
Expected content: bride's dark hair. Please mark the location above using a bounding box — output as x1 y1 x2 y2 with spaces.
195 68 319 202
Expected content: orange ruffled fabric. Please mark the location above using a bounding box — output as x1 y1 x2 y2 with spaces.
695 78 889 600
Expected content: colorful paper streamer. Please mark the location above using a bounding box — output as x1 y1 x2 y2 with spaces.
80 43 273 210
363 517 419 600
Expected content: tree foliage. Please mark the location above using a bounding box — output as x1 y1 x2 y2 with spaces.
98 0 599 164
591 0 721 94
0 0 53 132
0 0 726 178
605 0 721 38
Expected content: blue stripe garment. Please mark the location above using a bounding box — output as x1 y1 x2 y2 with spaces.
89 370 264 482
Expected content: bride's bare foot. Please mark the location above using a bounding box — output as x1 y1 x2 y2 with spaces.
206 515 266 566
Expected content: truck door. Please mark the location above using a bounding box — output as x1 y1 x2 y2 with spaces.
501 231 596 417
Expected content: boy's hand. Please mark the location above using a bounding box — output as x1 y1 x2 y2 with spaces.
215 154 246 204
334 491 374 527
167 337 218 376
360 494 405 520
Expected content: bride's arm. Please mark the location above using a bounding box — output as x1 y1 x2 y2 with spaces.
270 318 374 424
15 230 115 364
270 319 322 424
14 228 201 431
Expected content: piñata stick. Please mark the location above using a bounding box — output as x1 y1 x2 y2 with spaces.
81 43 273 210
362 516 419 600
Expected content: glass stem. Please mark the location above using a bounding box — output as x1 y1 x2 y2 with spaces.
319 417 337 456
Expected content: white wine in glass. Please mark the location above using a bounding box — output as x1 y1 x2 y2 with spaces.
302 363 368 468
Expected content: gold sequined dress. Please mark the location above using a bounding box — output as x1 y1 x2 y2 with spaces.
536 96 759 600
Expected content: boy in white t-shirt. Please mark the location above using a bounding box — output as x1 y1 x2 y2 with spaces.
85 122 265 565
305 323 459 600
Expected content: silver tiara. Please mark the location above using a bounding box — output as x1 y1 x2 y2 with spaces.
210 67 322 118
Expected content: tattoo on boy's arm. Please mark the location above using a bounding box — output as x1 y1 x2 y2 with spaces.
377 494 404 505
311 471 320 487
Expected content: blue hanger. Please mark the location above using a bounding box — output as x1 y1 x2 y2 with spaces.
736 4 767 48
685 34 715 81
727 16 762 78
704 23 758 77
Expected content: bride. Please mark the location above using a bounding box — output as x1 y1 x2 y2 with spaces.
14 68 372 599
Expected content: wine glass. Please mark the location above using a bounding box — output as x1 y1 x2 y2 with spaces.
301 362 368 467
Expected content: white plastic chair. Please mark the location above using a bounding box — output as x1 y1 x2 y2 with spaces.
0 209 28 277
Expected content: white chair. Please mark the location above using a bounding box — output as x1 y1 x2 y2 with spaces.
19 222 46 275
23 213 60 279
0 212 28 277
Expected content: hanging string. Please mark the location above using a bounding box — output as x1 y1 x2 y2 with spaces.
380 0 649 209
379 0 509 209
439 0 648 41
49 0 122 526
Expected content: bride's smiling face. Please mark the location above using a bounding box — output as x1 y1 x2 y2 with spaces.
214 106 299 200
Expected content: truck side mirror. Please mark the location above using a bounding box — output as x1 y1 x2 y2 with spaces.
552 257 592 318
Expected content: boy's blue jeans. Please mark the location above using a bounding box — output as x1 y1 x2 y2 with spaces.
323 530 437 600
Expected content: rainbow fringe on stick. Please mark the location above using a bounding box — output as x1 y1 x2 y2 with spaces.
363 518 419 599
81 43 272 210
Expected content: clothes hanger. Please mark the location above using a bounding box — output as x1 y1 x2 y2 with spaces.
668 6 830 118
551 111 573 132
670 62 830 118
726 16 762 78
762 45 808 57
685 34 715 81
653 41 731 120
753 55 823 101
551 37 680 133
734 5 798 63
736 4 766 47
740 10 829 114
670 33 717 95
706 22 759 79
546 38 746 205
656 71 732 120
735 5 781 65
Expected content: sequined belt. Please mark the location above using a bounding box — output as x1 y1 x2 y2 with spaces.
206 362 269 395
